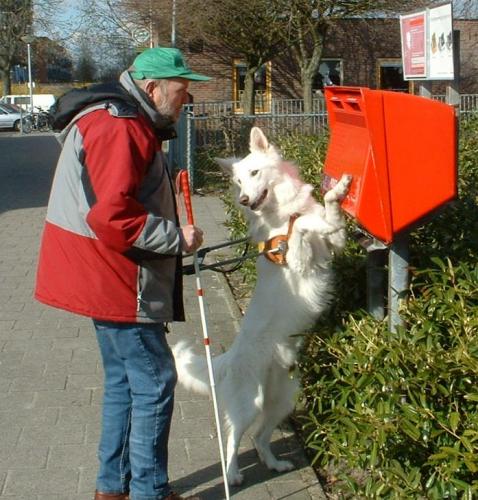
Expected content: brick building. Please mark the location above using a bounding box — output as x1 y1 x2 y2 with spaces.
180 16 477 107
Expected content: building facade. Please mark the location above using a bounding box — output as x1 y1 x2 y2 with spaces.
179 17 478 108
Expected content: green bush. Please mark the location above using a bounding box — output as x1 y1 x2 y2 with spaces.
300 258 478 498
410 115 478 267
298 115 478 497
274 132 328 195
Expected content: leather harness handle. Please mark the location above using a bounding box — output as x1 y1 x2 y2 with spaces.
262 213 300 266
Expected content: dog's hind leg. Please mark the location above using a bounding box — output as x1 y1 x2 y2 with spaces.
225 425 246 486
223 386 262 486
252 363 299 473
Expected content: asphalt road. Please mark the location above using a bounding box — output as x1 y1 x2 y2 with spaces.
0 133 60 215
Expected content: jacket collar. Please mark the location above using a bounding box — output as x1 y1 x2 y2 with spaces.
119 70 177 141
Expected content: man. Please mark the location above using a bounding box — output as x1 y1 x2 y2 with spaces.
35 47 209 500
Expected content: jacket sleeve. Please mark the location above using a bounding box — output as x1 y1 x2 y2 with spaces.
79 112 182 255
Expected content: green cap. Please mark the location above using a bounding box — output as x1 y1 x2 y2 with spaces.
130 47 211 81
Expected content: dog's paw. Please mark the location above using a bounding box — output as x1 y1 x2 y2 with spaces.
324 173 352 202
263 457 295 473
254 439 296 473
227 470 244 486
339 173 353 190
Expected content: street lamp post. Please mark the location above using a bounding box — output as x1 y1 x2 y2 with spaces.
21 35 35 113
149 0 153 48
171 0 176 47
26 42 33 112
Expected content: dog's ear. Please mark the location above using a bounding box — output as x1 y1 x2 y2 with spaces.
215 157 235 175
249 127 269 153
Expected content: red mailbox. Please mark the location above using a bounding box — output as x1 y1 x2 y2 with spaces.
322 86 457 244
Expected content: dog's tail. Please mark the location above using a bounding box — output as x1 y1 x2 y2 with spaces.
173 341 226 396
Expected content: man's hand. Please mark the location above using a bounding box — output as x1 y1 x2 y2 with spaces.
180 225 204 253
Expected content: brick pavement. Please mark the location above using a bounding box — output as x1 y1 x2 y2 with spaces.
0 136 325 499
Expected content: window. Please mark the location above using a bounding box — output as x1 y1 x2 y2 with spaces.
13 96 30 106
313 59 343 92
377 59 410 92
233 60 271 113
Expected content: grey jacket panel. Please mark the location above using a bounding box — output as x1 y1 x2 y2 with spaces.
46 125 97 239
134 151 184 321
134 151 182 256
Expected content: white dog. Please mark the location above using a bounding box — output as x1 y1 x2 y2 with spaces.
173 127 351 486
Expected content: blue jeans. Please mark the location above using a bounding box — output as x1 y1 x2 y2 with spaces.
94 321 177 500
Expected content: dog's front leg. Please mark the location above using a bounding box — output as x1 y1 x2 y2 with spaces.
323 173 352 225
286 223 313 274
323 173 352 250
288 210 343 271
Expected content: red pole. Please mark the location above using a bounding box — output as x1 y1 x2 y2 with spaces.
178 170 194 225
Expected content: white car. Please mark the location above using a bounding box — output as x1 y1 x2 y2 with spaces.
0 103 28 131
0 94 56 111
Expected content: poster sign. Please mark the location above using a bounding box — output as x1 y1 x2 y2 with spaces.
400 12 427 78
400 3 454 81
428 3 454 79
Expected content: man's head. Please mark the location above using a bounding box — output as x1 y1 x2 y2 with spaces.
129 47 210 124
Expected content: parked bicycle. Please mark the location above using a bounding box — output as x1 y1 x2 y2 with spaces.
30 107 53 131
20 116 32 134
20 107 53 134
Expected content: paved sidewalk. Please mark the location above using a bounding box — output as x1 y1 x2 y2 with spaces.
0 138 325 499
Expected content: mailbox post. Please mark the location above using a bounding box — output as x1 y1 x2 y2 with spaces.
388 234 409 331
322 86 457 332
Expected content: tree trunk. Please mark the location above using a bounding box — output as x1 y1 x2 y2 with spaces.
302 69 314 115
301 65 316 134
242 68 256 116
1 69 11 96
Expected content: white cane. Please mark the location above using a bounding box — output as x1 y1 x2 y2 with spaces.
178 170 231 500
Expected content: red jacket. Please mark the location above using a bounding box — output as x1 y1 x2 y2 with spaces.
35 86 184 323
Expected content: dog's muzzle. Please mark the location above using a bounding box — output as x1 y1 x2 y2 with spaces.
250 189 268 211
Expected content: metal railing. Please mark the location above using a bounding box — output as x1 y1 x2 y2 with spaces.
188 97 328 117
188 94 477 117
425 94 478 117
460 94 478 116
171 94 478 188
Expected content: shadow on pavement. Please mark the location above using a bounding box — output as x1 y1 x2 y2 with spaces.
172 435 313 499
0 134 60 215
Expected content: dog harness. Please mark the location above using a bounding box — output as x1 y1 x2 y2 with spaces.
257 213 300 265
